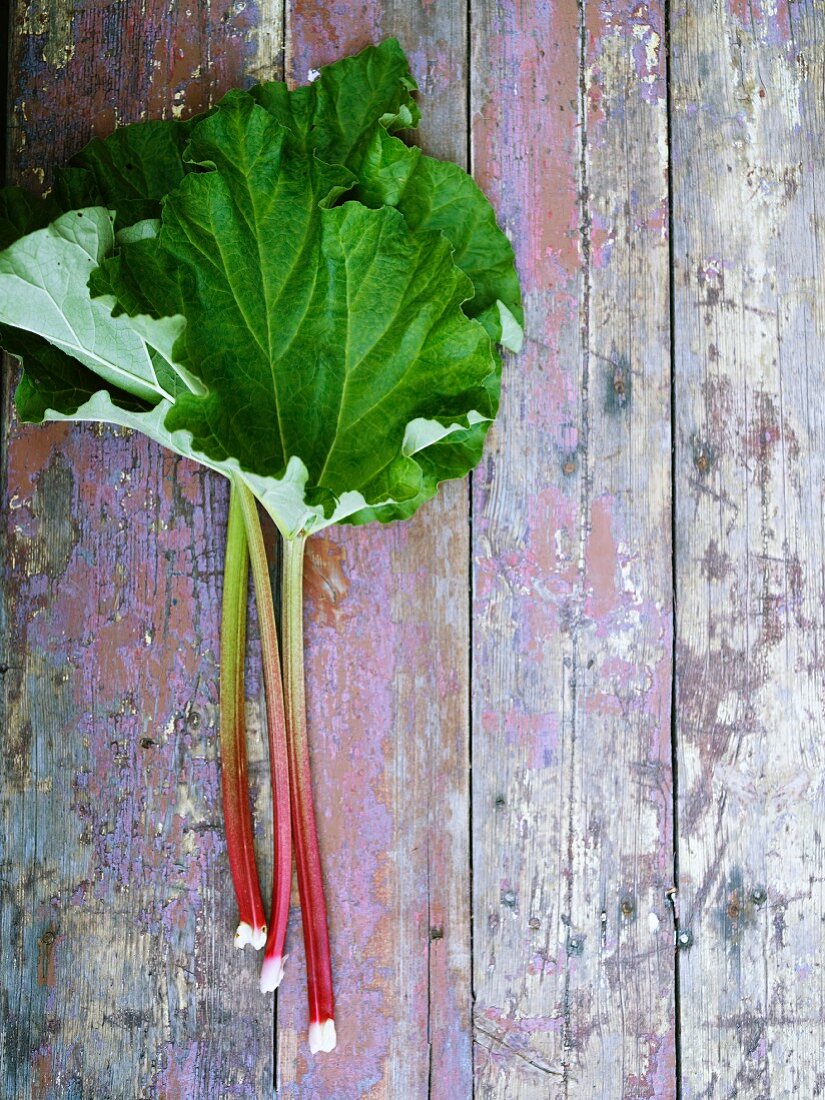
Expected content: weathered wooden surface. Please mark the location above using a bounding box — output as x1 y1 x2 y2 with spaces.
672 2 825 1095
471 1 674 1095
3 0 825 1097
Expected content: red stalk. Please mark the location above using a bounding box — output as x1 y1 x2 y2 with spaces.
282 534 336 1053
219 482 266 950
236 480 292 991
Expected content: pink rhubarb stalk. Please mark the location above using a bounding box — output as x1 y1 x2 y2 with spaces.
220 483 266 950
282 534 336 1053
236 480 292 991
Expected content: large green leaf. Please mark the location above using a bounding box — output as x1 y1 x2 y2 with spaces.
91 92 497 536
1 41 519 536
3 41 420 430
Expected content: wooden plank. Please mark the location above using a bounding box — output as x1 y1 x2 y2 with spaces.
274 5 473 1096
470 2 675 1095
1 5 283 1098
672 2 825 1094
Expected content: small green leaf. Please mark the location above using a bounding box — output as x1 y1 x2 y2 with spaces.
0 208 183 403
249 38 419 171
0 187 63 250
354 125 523 345
0 201 197 431
55 117 201 227
11 328 153 423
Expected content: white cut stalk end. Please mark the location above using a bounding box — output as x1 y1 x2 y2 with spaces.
259 954 287 993
235 921 267 950
308 1019 337 1054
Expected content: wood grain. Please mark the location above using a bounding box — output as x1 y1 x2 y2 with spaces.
1 4 282 1097
470 2 675 1096
274 4 472 1096
6 0 825 1096
672 2 825 1095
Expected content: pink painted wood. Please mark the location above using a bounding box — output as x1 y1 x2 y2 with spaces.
672 2 825 1093
470 1 675 1094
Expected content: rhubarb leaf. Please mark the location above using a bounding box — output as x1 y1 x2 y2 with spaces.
1 40 519 536
93 92 497 535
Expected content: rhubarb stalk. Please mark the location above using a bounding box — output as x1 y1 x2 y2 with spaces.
236 480 292 992
282 534 336 1054
220 483 267 950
